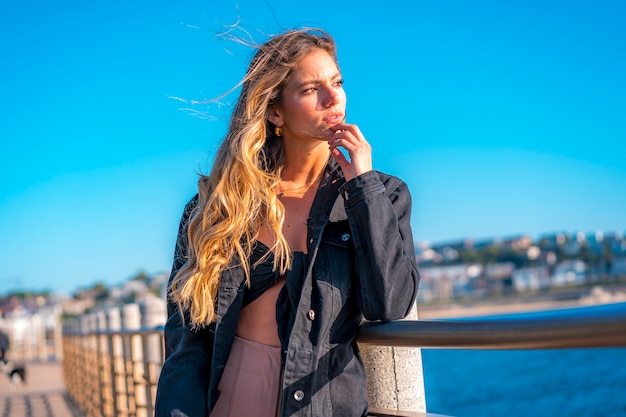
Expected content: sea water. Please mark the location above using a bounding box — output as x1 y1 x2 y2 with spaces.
421 303 626 417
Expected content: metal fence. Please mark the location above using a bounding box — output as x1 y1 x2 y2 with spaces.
358 303 626 349
63 327 164 417
0 312 63 363
61 302 626 417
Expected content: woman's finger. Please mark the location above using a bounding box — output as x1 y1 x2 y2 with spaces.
328 123 373 180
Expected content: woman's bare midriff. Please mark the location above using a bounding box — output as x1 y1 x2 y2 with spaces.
236 276 286 347
239 184 316 348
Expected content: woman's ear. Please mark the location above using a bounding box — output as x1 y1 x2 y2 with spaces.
267 106 283 127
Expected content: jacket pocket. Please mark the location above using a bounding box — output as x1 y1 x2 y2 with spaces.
316 220 356 302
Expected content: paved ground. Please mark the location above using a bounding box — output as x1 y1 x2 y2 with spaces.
0 361 80 417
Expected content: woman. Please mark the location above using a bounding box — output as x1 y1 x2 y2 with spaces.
155 28 419 417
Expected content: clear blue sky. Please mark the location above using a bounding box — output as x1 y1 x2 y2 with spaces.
1 0 625 295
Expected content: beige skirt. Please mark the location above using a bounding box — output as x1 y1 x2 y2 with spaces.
212 336 283 417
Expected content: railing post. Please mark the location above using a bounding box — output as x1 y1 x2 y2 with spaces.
97 311 114 417
33 314 47 361
123 303 147 417
62 319 80 412
139 295 167 417
108 307 128 417
359 303 427 414
54 305 64 361
76 315 90 416
90 313 104 417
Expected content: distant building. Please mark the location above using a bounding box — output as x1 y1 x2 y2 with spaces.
551 260 586 287
417 264 483 301
612 256 626 275
512 266 551 292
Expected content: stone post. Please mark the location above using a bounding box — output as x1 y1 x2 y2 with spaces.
96 311 114 417
359 303 427 414
107 307 126 417
122 304 141 330
107 308 122 332
139 295 166 363
122 303 147 417
139 295 167 416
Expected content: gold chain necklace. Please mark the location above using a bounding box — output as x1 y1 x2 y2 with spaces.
277 172 323 197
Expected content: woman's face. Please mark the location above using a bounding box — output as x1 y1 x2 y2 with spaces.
270 48 346 142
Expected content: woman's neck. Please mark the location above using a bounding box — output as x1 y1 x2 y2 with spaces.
281 141 330 183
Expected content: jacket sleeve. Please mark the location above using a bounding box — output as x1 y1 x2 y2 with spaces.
339 171 420 321
155 195 213 417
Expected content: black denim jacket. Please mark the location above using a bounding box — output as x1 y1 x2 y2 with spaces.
155 161 420 417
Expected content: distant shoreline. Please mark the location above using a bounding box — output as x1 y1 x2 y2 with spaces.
418 298 582 319
417 285 626 319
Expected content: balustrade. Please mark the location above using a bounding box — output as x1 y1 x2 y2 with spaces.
61 301 626 417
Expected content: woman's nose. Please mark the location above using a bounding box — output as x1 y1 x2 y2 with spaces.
322 86 340 107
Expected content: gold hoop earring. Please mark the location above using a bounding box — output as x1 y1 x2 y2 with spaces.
275 126 283 137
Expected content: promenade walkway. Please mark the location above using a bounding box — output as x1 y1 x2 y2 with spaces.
0 362 80 417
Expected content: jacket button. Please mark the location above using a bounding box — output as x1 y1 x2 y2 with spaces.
341 233 350 241
293 390 305 401
308 309 315 320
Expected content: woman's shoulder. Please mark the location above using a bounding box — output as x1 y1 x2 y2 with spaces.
374 170 409 194
336 170 410 201
185 193 200 209
178 193 200 223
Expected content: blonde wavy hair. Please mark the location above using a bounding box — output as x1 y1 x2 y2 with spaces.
169 28 338 327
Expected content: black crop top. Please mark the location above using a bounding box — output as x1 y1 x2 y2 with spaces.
242 242 307 307
244 241 308 350
243 242 278 307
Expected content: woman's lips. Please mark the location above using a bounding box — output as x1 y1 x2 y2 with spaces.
323 113 344 124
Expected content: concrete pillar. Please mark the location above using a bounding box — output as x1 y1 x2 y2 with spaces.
107 308 122 332
107 308 127 417
88 312 99 332
139 295 166 364
122 304 141 330
359 303 427 413
139 295 166 329
96 311 108 332
96 311 114 417
53 305 64 361
80 315 91 334
139 295 167 416
122 304 147 417
30 314 47 361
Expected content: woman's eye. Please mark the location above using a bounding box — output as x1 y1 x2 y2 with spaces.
302 86 317 94
334 79 345 87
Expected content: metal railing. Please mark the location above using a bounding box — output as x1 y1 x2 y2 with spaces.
359 303 626 349
61 302 626 417
0 315 63 363
63 328 164 417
